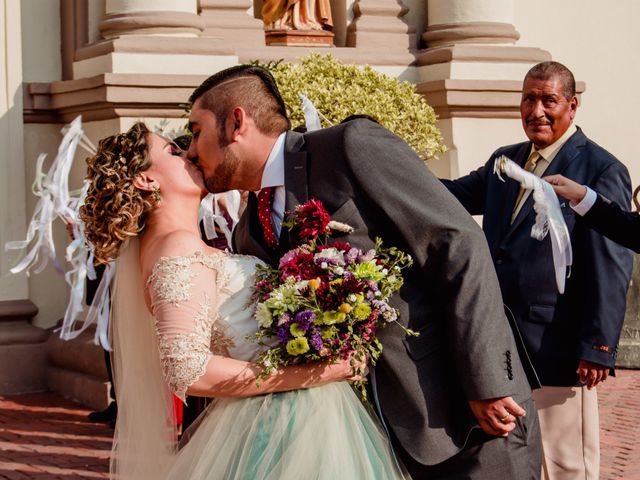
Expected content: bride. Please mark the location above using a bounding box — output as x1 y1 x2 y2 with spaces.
79 122 406 479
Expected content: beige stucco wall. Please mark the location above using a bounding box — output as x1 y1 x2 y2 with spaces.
515 0 640 189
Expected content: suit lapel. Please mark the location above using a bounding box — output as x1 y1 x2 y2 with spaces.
281 131 309 251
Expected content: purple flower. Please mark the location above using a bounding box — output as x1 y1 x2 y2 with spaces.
294 310 316 330
361 249 376 262
373 300 398 322
344 248 361 264
277 312 292 327
309 326 323 351
277 326 292 344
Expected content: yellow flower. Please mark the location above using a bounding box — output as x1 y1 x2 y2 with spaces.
321 326 338 340
290 322 305 338
322 311 347 325
338 303 352 314
286 337 310 356
353 303 372 321
308 278 321 290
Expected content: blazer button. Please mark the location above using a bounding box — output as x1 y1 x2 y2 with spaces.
496 259 503 265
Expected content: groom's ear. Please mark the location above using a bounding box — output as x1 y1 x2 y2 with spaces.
228 107 248 142
133 173 158 193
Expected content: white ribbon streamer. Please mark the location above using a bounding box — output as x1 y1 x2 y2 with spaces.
5 115 114 349
198 191 242 248
493 155 573 293
300 93 323 132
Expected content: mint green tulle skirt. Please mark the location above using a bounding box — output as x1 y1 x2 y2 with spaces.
162 382 407 479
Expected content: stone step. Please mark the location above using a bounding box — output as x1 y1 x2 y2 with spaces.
46 365 111 411
46 326 111 410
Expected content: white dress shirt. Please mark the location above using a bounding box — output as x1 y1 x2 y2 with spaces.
257 132 287 236
570 186 597 216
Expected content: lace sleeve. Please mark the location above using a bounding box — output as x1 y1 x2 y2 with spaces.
147 252 223 402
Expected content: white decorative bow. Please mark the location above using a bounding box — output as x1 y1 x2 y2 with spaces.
494 155 573 293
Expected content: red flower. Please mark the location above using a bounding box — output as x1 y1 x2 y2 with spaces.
293 199 331 241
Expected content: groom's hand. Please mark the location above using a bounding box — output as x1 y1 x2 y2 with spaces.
468 396 526 437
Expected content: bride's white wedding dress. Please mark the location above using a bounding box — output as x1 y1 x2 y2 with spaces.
110 239 406 480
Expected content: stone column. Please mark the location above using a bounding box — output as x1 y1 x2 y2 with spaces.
347 0 417 50
0 0 29 301
423 0 518 48
99 0 203 38
416 0 551 179
199 0 265 46
72 0 237 79
0 4 49 391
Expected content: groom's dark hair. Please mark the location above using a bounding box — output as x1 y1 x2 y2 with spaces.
189 65 290 143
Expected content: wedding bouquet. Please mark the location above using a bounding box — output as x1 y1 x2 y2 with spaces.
250 199 414 400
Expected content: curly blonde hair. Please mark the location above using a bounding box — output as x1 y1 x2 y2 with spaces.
80 122 156 265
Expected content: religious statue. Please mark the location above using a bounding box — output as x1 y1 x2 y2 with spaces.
262 0 333 32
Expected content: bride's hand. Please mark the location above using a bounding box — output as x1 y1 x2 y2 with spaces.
324 355 368 382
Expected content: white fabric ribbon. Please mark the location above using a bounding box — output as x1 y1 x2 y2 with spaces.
4 115 114 348
198 191 242 248
300 93 323 132
493 155 573 293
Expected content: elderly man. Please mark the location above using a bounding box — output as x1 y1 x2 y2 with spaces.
443 61 633 479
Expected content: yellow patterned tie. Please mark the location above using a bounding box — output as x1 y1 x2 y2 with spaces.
512 151 542 218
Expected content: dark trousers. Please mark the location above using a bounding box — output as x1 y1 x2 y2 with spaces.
392 396 541 480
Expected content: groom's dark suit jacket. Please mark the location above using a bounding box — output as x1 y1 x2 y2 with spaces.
443 127 633 387
233 119 532 465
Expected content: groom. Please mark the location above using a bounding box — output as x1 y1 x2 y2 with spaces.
187 65 541 478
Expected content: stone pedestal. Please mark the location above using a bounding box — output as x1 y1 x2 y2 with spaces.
0 300 49 394
618 254 640 367
265 29 334 47
347 0 416 50
199 0 265 46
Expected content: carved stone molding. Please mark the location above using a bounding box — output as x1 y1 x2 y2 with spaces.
24 73 207 124
423 21 519 48
417 44 550 67
418 78 585 119
99 11 204 38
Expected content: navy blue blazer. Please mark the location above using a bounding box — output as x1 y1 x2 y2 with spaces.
581 194 640 253
443 127 633 386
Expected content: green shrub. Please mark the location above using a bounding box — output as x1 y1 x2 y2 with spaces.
258 53 445 160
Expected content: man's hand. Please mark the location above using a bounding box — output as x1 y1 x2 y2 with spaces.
543 174 587 205
577 359 609 389
468 396 526 437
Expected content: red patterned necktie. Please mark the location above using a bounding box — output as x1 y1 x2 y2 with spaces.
257 187 279 249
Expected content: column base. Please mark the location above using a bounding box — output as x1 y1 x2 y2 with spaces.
265 30 334 47
617 254 640 368
0 300 48 395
